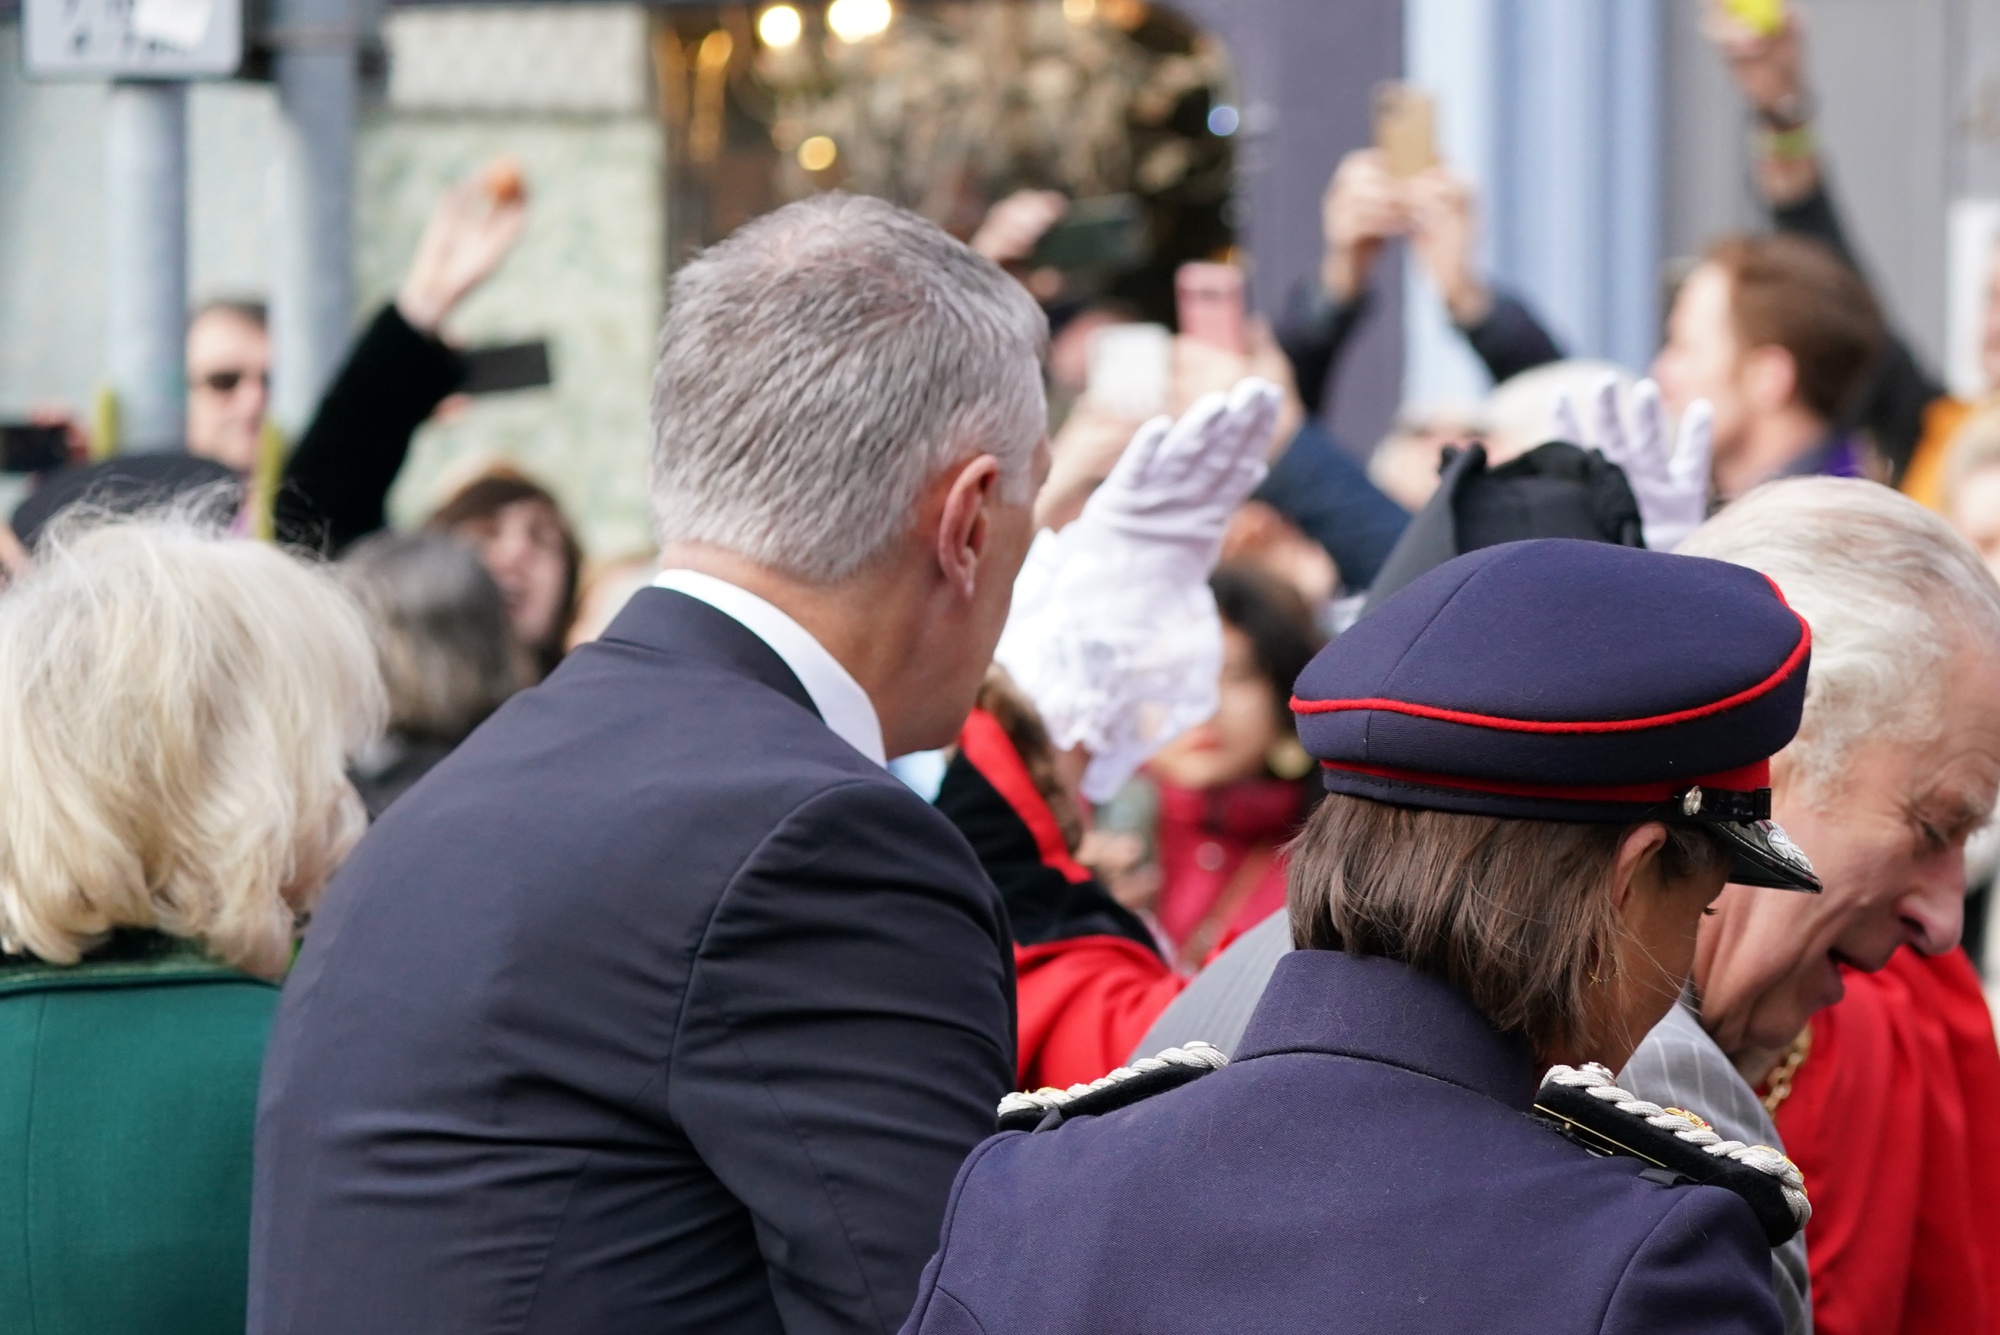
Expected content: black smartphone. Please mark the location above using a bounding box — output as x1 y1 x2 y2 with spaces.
2 423 71 473
1029 195 1146 272
458 341 553 395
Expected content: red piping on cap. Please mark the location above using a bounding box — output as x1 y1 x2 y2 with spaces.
1292 598 1809 736
1320 758 1772 805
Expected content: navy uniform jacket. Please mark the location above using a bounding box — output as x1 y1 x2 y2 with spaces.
250 589 1017 1335
903 950 1782 1335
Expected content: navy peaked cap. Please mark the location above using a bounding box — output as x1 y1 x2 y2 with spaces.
1293 539 1819 890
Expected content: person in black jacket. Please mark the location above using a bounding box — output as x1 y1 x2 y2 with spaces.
1277 149 1565 421
275 164 528 555
249 193 1048 1335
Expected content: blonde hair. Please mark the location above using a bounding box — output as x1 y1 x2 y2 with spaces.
0 516 386 977
1680 477 2000 799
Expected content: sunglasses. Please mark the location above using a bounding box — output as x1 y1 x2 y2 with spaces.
196 369 270 394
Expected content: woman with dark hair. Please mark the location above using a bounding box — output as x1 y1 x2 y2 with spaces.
426 470 581 681
911 539 1819 1335
1145 564 1322 967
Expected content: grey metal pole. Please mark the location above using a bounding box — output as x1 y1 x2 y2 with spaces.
105 80 189 454
269 0 359 434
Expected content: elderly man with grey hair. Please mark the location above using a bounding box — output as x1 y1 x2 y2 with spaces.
1141 477 2000 1335
250 195 1052 1335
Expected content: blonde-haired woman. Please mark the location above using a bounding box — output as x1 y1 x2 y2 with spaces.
0 517 383 1334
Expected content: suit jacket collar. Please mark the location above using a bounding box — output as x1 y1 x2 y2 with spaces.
597 587 819 720
1235 949 1538 1110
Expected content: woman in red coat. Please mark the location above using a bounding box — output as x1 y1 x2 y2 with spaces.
1144 565 1323 968
942 566 1322 1091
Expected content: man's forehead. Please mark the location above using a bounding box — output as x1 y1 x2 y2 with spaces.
186 310 269 358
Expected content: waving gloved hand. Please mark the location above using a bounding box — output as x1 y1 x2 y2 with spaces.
996 379 1279 802
1553 375 1713 553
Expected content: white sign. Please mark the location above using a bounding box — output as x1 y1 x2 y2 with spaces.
23 0 243 79
1946 200 2000 401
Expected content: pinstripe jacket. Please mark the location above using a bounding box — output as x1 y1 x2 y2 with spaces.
1620 1002 1812 1335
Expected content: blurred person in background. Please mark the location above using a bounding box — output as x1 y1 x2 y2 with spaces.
1704 1 2000 499
1144 565 1322 968
1281 148 1564 422
0 517 383 1335
1650 233 1885 498
970 182 1410 596
184 300 272 475
341 532 522 818
1941 405 2000 582
424 468 581 682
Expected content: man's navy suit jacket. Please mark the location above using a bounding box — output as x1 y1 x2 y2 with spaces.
249 588 1017 1335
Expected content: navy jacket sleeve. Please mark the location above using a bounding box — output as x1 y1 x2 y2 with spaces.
1600 1188 1783 1335
274 303 464 554
1275 283 1370 419
1462 292 1565 385
1276 280 1564 423
669 780 1017 1335
1253 420 1409 591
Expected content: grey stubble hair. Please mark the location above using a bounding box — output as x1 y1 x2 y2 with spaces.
649 193 1050 584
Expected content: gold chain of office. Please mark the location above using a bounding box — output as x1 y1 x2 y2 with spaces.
1760 1025 1814 1116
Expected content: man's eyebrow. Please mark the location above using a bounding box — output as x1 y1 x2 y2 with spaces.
1918 786 1997 836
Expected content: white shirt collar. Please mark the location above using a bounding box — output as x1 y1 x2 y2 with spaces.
653 568 887 768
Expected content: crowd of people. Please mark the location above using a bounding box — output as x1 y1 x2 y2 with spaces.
5 5 2000 1334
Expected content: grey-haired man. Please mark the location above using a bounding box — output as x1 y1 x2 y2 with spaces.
250 195 1049 1335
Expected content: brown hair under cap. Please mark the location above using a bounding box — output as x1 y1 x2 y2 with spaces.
1288 793 1726 1061
1703 233 1886 425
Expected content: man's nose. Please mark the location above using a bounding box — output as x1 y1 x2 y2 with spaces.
1901 848 1967 955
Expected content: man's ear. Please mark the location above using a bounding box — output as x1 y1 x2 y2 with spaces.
1741 345 1801 415
936 454 1002 599
1608 822 1670 917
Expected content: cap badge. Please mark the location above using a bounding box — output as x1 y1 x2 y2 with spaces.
1681 787 1703 817
1760 821 1815 874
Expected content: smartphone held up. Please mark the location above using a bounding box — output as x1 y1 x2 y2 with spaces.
1374 82 1439 178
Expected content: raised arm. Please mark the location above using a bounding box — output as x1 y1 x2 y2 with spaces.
277 160 528 552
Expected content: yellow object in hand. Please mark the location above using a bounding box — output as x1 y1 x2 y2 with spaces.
1721 0 1785 37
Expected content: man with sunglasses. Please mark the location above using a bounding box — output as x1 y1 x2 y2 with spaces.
184 301 273 475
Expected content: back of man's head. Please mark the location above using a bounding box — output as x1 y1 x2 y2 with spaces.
649 194 1048 584
1703 233 1885 427
1679 477 2000 796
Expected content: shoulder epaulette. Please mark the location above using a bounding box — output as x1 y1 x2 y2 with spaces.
997 1042 1228 1133
1534 1062 1809 1245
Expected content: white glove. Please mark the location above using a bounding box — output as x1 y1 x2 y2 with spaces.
1552 375 1713 553
996 379 1279 802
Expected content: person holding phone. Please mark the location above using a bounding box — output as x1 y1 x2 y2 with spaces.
276 159 530 556
1277 146 1564 423
1704 0 1997 503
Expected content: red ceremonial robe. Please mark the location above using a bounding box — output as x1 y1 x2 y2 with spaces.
1773 947 2000 1335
